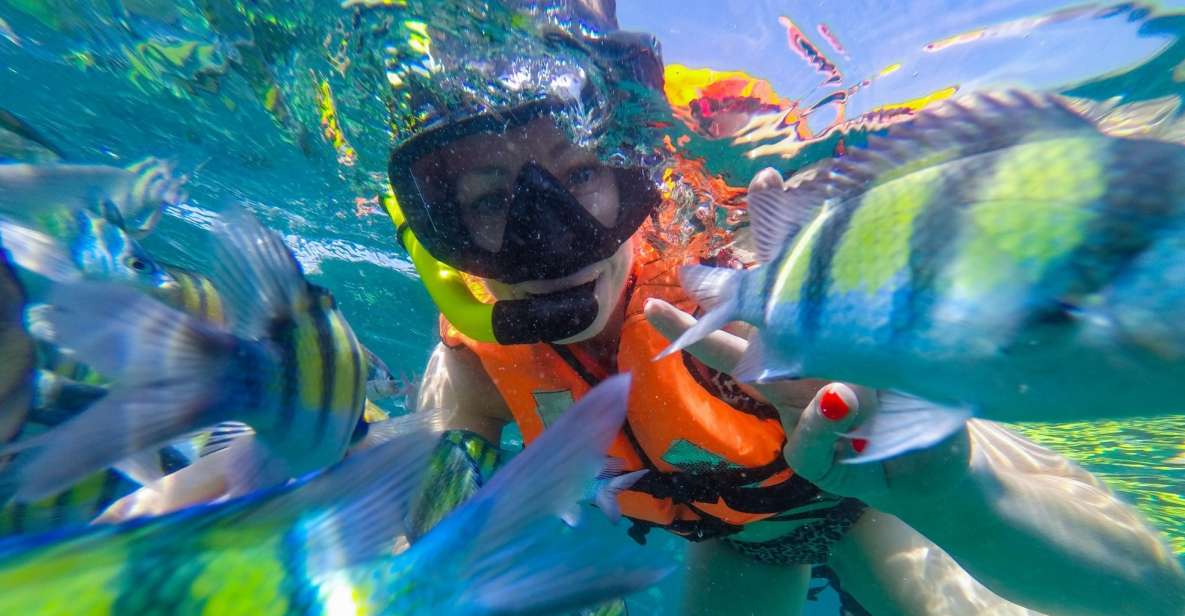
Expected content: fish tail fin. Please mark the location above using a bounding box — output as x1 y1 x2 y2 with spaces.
655 265 747 360
843 391 972 463
2 281 256 501
596 469 648 525
429 375 671 614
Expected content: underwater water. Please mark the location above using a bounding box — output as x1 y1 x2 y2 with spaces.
1 0 1184 614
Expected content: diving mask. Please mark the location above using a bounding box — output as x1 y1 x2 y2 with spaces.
387 99 659 285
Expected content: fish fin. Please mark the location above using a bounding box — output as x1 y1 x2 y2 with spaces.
350 409 451 453
209 207 308 338
746 178 824 265
278 409 446 574
596 455 626 479
196 421 254 458
679 264 742 311
3 282 249 501
842 391 972 464
99 409 445 557
30 371 106 425
595 469 648 525
655 266 743 360
113 449 167 485
560 505 582 528
42 280 238 383
731 336 804 383
0 219 79 282
216 435 294 498
435 375 671 614
2 381 216 501
362 398 389 423
785 90 1097 211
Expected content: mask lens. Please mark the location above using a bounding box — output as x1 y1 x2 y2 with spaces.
391 102 657 283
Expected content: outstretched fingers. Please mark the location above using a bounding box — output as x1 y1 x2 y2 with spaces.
784 383 887 500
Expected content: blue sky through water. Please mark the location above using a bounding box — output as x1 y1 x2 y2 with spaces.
618 0 1180 117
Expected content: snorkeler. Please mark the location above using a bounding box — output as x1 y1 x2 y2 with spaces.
383 6 1185 616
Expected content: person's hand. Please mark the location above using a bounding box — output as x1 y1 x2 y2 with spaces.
644 297 971 513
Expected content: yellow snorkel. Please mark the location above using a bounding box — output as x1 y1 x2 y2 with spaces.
382 191 498 342
383 189 600 345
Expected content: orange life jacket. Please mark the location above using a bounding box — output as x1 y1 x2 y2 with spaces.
441 242 822 542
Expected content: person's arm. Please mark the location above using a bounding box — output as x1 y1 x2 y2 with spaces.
417 342 512 443
879 419 1185 616
646 298 1185 616
829 509 1041 615
404 342 512 538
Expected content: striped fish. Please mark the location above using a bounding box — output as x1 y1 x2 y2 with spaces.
88 265 408 522
155 263 227 325
664 91 1185 461
0 223 185 534
57 209 177 295
0 209 369 502
0 241 132 534
0 376 668 616
0 157 184 238
0 368 195 537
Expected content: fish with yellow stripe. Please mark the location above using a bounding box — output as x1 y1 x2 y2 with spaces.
0 222 182 533
0 208 368 503
662 90 1185 461
0 376 669 615
155 262 227 326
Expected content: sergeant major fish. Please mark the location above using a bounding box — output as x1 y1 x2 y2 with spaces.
0 375 670 615
0 226 144 534
0 157 185 238
662 91 1185 461
1 208 369 503
91 268 414 522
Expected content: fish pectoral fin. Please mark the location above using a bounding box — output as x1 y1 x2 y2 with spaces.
262 410 446 575
655 274 743 361
731 336 804 383
842 391 972 464
596 469 648 525
218 435 295 498
444 375 672 614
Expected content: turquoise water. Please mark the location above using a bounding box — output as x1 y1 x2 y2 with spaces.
2 1 1184 614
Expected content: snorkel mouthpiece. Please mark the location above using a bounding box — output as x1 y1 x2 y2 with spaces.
492 281 598 344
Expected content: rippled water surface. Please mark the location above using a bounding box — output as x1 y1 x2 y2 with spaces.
2 1 1185 613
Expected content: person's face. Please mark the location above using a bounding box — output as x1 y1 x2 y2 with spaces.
432 117 633 342
436 116 622 253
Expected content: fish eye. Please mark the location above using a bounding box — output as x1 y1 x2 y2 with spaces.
126 256 150 272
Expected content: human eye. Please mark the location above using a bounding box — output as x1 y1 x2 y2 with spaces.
565 164 603 190
468 191 509 215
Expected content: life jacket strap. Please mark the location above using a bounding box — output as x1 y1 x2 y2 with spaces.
626 515 745 545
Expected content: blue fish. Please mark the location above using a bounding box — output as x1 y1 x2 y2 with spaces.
0 375 670 615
